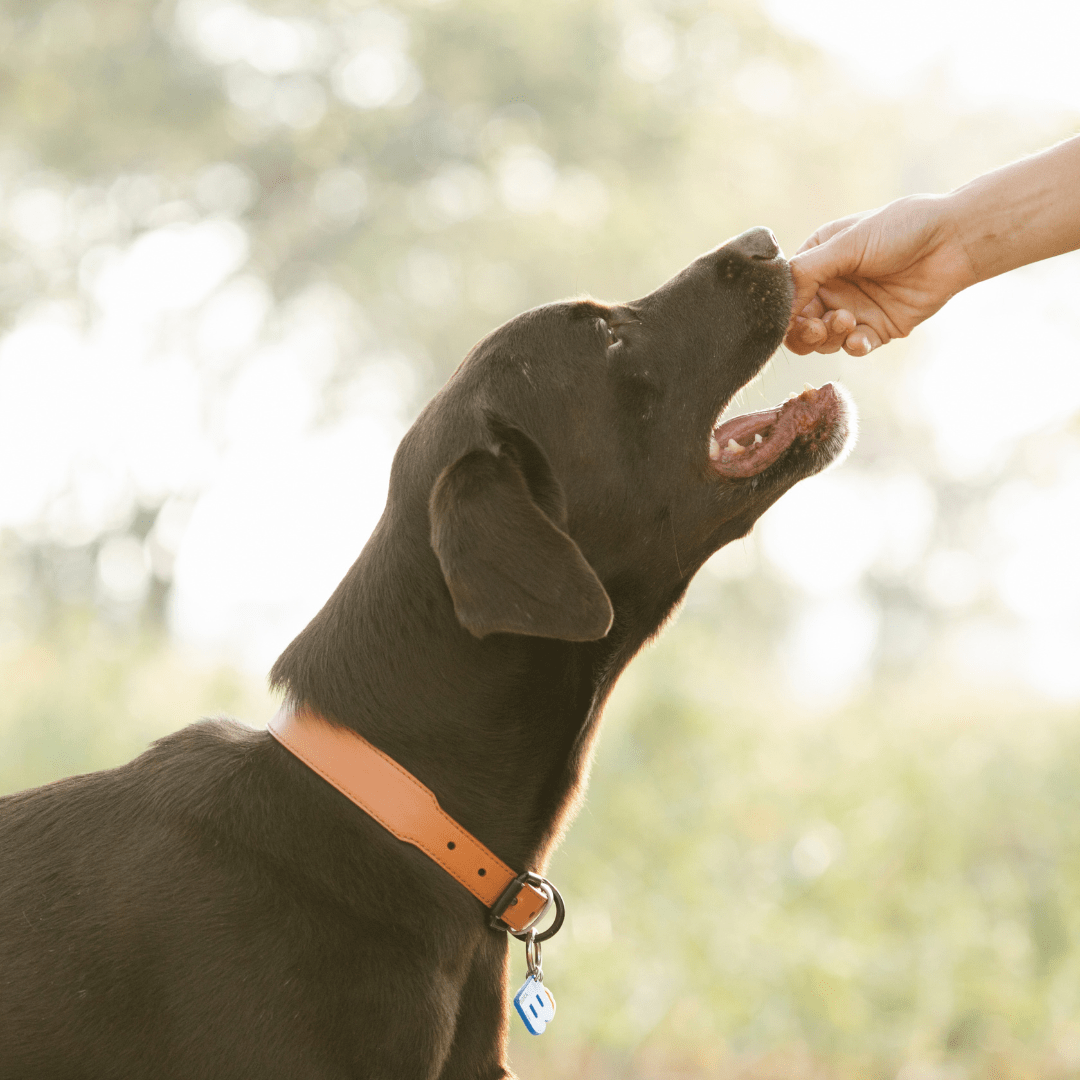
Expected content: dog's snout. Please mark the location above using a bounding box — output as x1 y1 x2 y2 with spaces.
728 226 781 261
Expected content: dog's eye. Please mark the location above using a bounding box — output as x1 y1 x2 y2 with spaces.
598 318 619 348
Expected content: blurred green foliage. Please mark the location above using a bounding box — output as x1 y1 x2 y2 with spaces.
0 619 273 793
517 614 1080 1078
2 0 1080 1076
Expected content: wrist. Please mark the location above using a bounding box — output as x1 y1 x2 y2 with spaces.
946 180 1027 283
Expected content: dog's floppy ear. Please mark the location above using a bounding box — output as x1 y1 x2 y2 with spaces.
429 424 613 641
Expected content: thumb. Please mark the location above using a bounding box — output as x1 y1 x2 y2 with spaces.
789 223 865 317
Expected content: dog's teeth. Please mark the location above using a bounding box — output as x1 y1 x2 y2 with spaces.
804 382 815 392
786 391 799 401
709 435 720 460
726 438 744 455
753 433 763 445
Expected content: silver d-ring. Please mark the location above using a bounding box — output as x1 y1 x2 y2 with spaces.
524 930 543 981
511 879 565 944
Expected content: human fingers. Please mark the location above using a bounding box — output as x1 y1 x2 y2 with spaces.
843 324 883 356
791 226 865 287
789 260 828 320
785 295 823 334
784 306 858 355
789 226 868 317
784 315 828 355
814 280 904 351
810 308 857 355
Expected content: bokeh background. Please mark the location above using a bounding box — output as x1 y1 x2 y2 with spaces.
2 0 1080 1075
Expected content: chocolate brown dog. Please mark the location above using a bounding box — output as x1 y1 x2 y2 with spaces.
0 228 851 1078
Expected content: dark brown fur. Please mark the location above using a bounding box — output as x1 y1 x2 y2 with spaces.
0 229 848 1078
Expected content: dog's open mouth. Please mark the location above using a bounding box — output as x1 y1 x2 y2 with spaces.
708 382 849 480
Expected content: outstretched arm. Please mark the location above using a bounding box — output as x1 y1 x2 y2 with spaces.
785 134 1080 356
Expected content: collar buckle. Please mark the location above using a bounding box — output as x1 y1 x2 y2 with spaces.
488 870 566 942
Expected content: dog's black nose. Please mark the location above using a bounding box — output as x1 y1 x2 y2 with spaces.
727 226 781 261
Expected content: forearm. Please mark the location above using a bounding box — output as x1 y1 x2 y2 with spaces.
947 133 1080 282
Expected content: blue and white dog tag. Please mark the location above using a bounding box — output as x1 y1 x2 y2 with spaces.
513 975 556 1035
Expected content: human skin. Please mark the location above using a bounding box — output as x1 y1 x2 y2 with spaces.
784 133 1080 356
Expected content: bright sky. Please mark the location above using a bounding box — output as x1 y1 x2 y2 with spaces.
762 0 1080 115
2 3 1079 706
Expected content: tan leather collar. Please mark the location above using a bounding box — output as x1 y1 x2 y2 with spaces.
267 704 552 936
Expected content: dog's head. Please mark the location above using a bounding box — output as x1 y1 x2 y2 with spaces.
407 228 854 644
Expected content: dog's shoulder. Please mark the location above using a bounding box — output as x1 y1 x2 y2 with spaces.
146 715 269 771
0 718 272 847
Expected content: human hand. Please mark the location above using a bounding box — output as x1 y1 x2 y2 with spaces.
785 194 980 356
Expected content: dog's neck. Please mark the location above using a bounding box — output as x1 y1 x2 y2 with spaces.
270 515 669 871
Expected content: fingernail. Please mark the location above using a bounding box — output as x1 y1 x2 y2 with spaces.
859 338 872 355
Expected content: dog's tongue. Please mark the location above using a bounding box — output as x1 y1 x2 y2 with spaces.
709 383 839 479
